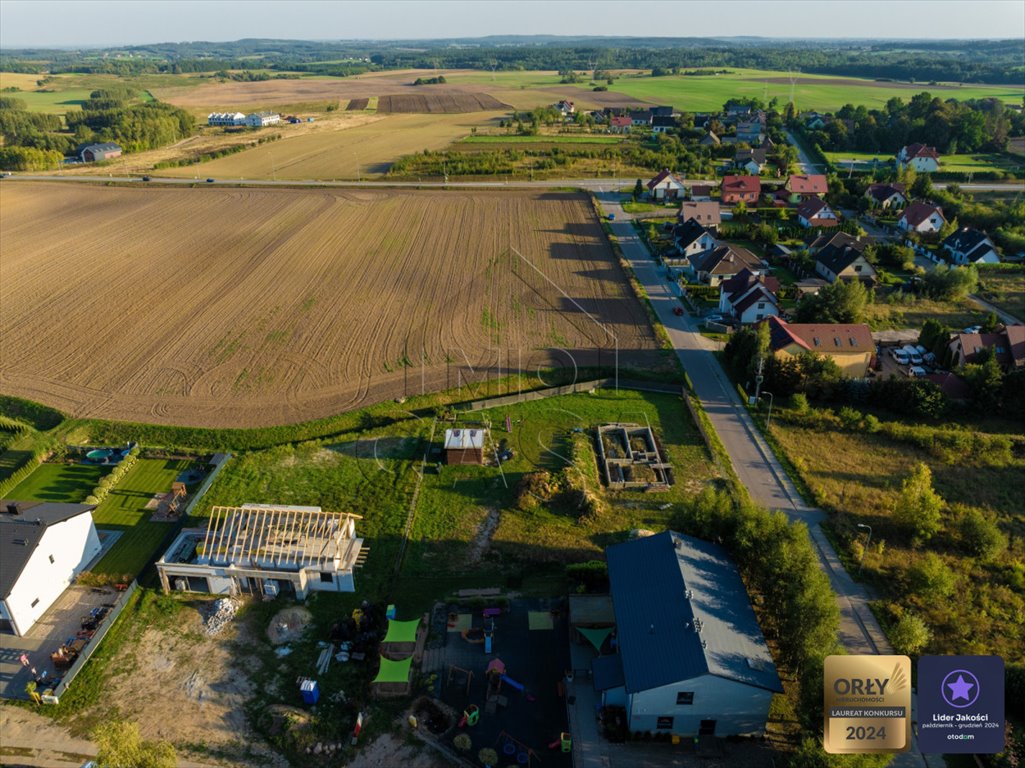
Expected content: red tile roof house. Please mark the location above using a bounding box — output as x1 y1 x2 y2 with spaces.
948 327 1025 370
609 116 632 133
864 182 907 210
678 201 721 228
721 175 761 204
766 316 875 378
784 174 829 202
898 201 946 234
897 143 941 172
796 197 840 229
647 168 687 201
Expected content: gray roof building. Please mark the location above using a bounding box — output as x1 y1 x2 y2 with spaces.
605 530 783 695
0 502 96 599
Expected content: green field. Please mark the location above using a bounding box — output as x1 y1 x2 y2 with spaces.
7 462 105 501
91 458 195 577
604 68 1025 112
978 265 1025 321
825 150 1023 174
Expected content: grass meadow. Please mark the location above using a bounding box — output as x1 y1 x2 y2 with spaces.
824 150 1023 175
8 462 105 501
978 265 1025 321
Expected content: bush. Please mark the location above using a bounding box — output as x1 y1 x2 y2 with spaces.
889 613 931 655
957 507 1007 560
907 553 956 600
892 463 943 543
791 393 809 413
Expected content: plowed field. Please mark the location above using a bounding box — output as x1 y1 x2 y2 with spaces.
0 184 661 427
378 93 507 113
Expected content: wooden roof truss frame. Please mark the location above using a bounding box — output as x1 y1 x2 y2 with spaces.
200 505 362 570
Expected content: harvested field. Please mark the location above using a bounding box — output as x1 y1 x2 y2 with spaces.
540 85 654 109
754 76 979 90
159 111 504 178
346 97 369 110
378 92 508 113
0 183 661 428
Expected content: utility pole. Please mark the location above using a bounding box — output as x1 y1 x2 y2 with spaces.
753 356 765 402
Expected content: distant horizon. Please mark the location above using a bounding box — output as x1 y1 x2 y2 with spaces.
2 1 1023 49
3 33 1025 52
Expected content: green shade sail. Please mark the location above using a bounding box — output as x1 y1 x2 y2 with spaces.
372 655 413 684
578 626 613 652
383 617 420 644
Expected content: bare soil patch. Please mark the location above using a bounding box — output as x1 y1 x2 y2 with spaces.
0 184 661 427
267 606 313 645
541 85 655 108
347 97 370 110
467 507 501 563
378 93 508 113
345 731 448 768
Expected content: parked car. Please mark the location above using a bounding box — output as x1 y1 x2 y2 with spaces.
206 177 215 183
908 365 927 377
962 325 982 334
607 213 616 221
923 351 937 364
672 306 684 316
705 313 727 323
901 345 923 365
891 349 910 365
141 175 151 181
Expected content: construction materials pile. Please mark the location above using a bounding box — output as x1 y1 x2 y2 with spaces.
204 598 239 635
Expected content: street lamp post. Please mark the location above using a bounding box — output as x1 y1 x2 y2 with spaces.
856 523 872 573
763 391 775 427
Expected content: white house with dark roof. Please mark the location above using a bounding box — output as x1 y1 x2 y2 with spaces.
897 143 941 172
796 197 839 229
0 502 101 636
718 269 780 324
592 531 783 737
668 219 719 267
647 168 687 201
942 227 1000 265
898 202 946 234
864 182 907 210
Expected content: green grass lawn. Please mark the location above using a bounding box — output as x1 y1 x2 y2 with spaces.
10 88 94 113
622 199 678 213
864 295 988 331
91 458 195 577
605 68 1024 112
7 462 105 502
825 150 1023 175
978 265 1025 321
768 410 1024 660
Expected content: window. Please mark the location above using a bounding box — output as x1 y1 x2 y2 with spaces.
854 265 863 272
320 571 334 584
31 598 39 608
49 554 55 564
676 691 694 705
813 337 821 347
757 303 765 309
657 716 675 730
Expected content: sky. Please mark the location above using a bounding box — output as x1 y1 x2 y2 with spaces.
1 0 1023 48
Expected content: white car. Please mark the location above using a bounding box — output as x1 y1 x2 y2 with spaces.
962 325 982 334
908 366 927 377
891 349 910 365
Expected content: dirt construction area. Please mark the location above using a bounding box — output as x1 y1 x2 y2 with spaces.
0 183 661 427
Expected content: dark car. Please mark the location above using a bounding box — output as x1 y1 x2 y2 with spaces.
141 175 151 182
206 178 215 183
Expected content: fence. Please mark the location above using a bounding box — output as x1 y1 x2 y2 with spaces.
461 377 681 411
48 580 139 704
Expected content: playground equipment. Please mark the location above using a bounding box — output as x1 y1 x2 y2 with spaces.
497 731 537 767
447 664 474 697
483 617 495 654
458 704 480 728
500 674 524 693
548 732 572 752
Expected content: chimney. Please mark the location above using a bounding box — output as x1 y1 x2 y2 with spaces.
7 503 20 515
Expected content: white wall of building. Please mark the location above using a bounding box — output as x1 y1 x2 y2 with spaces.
2 514 100 636
626 674 775 736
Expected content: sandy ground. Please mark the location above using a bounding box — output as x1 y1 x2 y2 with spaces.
344 732 448 768
98 603 287 767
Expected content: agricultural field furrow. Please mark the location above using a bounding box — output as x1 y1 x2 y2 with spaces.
0 183 661 427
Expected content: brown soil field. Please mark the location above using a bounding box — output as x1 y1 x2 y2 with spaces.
540 86 654 109
158 111 504 179
346 97 370 110
378 92 508 113
0 183 661 428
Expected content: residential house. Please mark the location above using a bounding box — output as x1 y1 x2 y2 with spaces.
207 111 247 126
652 115 676 134
942 227 1000 265
803 112 827 130
924 372 971 402
0 502 102 636
556 100 576 116
629 109 652 127
898 201 946 234
810 232 878 284
718 269 781 324
157 504 364 598
245 111 281 127
785 174 829 201
766 316 875 377
608 116 632 133
864 182 907 210
78 142 122 163
678 201 721 229
720 176 761 205
650 105 675 117
647 168 687 201
734 120 765 145
689 184 714 201
724 102 754 119
734 148 767 175
689 244 764 286
668 219 719 267
699 131 720 147
796 197 840 229
897 143 941 172
948 327 1025 370
594 531 783 737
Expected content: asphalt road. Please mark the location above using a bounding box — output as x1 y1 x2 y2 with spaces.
2 172 1020 193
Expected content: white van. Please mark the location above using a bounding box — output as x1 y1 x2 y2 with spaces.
891 348 910 365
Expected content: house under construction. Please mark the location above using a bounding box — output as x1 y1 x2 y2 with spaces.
595 423 674 490
156 504 366 599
